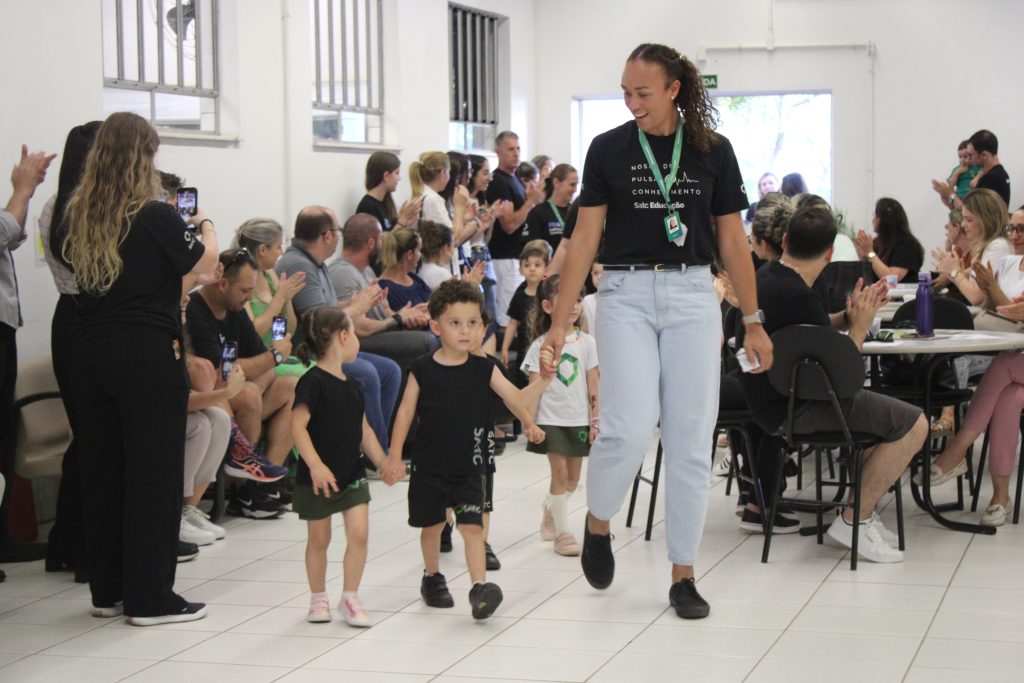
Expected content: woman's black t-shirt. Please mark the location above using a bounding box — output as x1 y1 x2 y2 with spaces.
523 202 568 253
74 201 204 340
293 366 366 487
409 354 496 475
486 169 527 260
356 194 395 231
579 120 748 265
882 234 924 283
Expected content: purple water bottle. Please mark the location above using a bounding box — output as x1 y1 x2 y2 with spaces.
916 272 934 337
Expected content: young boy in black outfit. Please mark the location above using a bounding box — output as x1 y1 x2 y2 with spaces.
382 280 550 619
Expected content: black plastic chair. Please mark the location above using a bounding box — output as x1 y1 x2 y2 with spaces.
886 297 977 507
765 325 901 570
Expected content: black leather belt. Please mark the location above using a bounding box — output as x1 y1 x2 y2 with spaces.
603 263 687 272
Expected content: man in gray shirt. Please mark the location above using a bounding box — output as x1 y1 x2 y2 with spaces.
327 213 436 369
0 145 56 564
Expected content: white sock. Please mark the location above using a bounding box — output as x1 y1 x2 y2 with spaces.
310 591 328 601
341 591 357 600
550 492 569 535
544 493 556 514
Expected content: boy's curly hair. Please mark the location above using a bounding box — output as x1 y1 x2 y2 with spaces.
428 279 484 320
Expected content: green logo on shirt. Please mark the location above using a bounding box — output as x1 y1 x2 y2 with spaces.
556 353 580 387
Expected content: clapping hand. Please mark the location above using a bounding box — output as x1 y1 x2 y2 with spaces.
462 260 486 287
277 271 307 301
931 247 961 276
855 230 874 259
10 144 56 196
973 260 997 292
997 296 1024 322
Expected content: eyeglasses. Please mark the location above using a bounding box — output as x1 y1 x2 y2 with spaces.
1006 224 1024 236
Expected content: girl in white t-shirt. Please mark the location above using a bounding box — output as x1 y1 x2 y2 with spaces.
521 275 600 556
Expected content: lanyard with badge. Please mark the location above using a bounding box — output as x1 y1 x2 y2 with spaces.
547 200 565 234
637 118 686 247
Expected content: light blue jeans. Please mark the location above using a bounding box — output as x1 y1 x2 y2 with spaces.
589 266 721 566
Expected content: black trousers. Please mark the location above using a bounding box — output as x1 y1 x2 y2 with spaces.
48 294 85 570
71 326 188 615
0 322 17 539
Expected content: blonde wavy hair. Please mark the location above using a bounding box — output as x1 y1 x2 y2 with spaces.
962 188 1009 259
408 151 448 198
63 112 160 294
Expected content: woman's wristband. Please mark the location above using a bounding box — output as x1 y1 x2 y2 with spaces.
198 219 214 232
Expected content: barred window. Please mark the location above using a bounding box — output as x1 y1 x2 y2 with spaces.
448 4 500 153
101 0 220 133
311 0 384 145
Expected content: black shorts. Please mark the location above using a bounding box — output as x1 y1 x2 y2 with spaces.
409 469 486 528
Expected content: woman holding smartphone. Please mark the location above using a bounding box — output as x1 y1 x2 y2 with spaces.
235 218 308 376
63 112 219 625
543 44 771 619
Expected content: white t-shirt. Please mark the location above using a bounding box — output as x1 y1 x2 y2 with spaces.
521 330 599 426
978 237 1013 271
419 261 452 290
418 186 460 277
580 294 598 335
993 254 1024 299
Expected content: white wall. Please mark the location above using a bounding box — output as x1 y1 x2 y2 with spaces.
0 0 534 359
534 0 1024 249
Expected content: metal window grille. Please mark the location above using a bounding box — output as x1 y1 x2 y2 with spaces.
311 0 384 144
448 4 499 151
101 0 220 133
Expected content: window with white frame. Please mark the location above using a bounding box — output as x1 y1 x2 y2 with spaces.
311 0 384 145
101 0 220 133
448 4 500 153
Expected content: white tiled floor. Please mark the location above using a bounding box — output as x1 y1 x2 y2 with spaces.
1 438 1021 682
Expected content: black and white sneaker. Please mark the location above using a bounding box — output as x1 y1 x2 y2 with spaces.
738 508 801 534
256 479 293 511
127 602 208 627
420 572 455 608
227 481 285 519
469 582 503 620
177 541 199 562
581 516 614 589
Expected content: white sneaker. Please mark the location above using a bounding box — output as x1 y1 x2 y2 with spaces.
307 594 331 623
182 505 226 540
868 512 900 548
826 513 903 563
713 454 733 477
339 595 371 627
179 515 216 546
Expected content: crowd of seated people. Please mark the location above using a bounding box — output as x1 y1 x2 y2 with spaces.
5 109 1020 632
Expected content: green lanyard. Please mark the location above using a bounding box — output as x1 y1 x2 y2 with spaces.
637 118 683 208
547 201 565 229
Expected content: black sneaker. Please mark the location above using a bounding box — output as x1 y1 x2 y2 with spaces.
669 578 710 619
783 457 800 478
227 481 285 519
440 522 453 553
484 542 501 571
468 582 503 620
420 572 455 608
127 602 208 627
257 479 293 510
738 508 800 535
177 541 199 563
735 492 749 517
581 517 614 589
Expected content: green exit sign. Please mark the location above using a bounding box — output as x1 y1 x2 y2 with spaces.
701 74 718 89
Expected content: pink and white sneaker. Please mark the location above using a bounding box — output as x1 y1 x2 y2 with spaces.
307 594 332 623
339 595 371 627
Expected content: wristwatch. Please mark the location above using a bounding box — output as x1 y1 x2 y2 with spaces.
391 312 403 329
950 269 960 280
867 251 876 261
271 348 284 366
741 310 766 326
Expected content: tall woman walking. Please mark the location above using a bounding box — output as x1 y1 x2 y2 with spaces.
63 112 219 625
543 44 772 619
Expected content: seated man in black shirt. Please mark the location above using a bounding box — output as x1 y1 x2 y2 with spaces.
737 206 928 564
187 250 298 472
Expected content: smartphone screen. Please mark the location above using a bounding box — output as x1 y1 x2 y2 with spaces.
220 342 238 380
271 316 287 341
176 187 198 225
